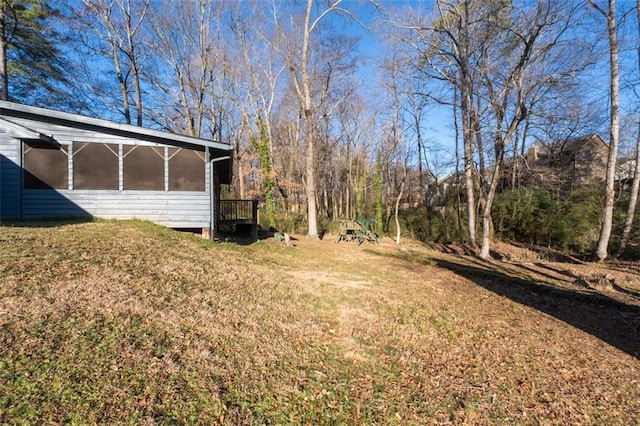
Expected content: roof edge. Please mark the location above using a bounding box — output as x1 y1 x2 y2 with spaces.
0 101 232 152
0 117 60 146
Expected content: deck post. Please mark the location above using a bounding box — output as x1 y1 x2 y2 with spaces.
252 199 258 240
209 155 231 241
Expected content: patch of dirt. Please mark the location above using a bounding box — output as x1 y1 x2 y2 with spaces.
288 270 370 290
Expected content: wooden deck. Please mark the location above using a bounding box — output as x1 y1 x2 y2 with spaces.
218 199 258 239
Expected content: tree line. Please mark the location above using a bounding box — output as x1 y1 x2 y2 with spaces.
2 0 640 261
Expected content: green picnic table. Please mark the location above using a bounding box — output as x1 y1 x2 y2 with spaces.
336 218 379 245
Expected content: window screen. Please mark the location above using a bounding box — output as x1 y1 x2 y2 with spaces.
123 145 164 190
168 148 205 191
23 141 68 189
73 142 119 190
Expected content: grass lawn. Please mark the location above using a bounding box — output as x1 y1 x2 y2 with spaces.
0 220 638 424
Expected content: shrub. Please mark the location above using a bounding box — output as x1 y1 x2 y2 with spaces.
493 187 603 254
552 188 603 253
274 212 307 234
493 187 557 245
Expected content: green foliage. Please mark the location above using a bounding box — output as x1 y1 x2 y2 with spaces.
1 0 69 105
251 117 277 230
404 207 431 242
274 211 306 234
554 188 603 253
493 187 604 254
400 190 467 244
492 187 557 245
387 185 605 255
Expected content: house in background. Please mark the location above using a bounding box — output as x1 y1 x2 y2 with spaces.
525 133 609 191
437 133 611 210
0 101 253 239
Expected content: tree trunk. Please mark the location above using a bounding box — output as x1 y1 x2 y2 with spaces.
617 1 640 257
618 125 640 256
254 117 277 229
294 0 336 240
479 143 506 259
452 86 464 243
356 164 365 217
593 0 620 262
237 155 246 199
111 41 131 125
132 62 143 126
124 5 144 126
459 1 477 248
463 104 478 247
375 153 384 230
305 110 319 239
415 113 425 203
395 178 405 245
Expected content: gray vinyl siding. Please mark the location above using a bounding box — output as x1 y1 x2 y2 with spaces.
0 109 225 229
21 190 211 228
0 138 21 219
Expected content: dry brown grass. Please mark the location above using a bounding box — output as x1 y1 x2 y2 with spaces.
1 220 639 424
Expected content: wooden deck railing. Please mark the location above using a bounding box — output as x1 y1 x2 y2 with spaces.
219 199 257 221
219 199 258 239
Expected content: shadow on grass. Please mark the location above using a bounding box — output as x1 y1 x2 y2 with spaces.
0 217 95 228
434 257 640 359
612 283 640 301
214 228 300 246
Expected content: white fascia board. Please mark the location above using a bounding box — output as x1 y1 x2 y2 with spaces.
0 101 232 152
0 117 58 145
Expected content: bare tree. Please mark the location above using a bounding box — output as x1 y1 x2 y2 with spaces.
419 1 580 258
328 87 375 221
413 0 480 247
285 0 323 239
616 0 640 257
377 41 414 241
231 2 287 229
394 158 407 245
476 2 574 259
591 0 620 262
70 0 150 125
274 0 357 239
145 0 225 137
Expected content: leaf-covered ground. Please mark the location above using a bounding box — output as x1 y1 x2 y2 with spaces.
0 220 638 424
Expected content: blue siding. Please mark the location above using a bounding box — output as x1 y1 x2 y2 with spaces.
0 106 230 230
22 190 211 228
0 138 20 220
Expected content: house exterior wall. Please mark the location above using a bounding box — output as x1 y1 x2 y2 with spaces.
21 190 211 228
569 136 608 187
0 113 219 229
522 134 608 192
0 138 20 220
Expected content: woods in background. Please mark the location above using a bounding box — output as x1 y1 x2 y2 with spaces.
4 0 640 259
